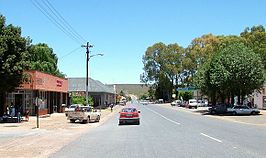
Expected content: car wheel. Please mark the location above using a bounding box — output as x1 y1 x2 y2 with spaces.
70 119 75 123
211 110 216 115
88 116 91 123
232 111 237 115
251 111 256 115
96 115 100 122
136 120 140 125
82 120 87 124
119 121 123 125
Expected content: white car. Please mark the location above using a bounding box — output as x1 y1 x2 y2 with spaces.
197 100 206 107
188 99 198 109
227 105 260 115
171 100 181 106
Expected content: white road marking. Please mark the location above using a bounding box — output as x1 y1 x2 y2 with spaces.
200 133 223 143
144 107 181 125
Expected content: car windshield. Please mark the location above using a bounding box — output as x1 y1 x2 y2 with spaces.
69 105 77 108
122 108 137 112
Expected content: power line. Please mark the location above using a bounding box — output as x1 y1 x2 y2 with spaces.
30 0 84 44
42 0 86 43
60 46 82 59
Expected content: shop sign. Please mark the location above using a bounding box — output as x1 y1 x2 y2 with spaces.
57 80 63 87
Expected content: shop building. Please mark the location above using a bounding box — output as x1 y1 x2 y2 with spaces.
68 78 116 107
6 70 68 116
253 84 266 110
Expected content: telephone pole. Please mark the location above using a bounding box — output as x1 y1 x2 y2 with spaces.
82 42 93 106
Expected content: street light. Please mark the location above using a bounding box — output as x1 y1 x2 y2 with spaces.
86 53 103 106
89 53 104 59
82 42 104 106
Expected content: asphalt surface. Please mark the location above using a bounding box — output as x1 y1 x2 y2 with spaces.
51 103 266 158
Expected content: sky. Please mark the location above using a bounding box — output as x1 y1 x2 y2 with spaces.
0 0 265 84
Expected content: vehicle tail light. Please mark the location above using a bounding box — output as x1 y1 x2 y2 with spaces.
120 112 126 118
133 112 139 117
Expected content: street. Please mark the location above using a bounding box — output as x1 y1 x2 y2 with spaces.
51 103 266 158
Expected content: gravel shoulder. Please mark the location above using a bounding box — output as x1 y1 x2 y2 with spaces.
0 105 123 158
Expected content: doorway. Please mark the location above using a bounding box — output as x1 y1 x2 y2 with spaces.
263 96 266 110
15 94 23 114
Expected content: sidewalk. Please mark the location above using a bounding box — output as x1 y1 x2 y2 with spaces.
0 105 123 158
158 103 266 126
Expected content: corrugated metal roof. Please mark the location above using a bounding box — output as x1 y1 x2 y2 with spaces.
68 78 115 94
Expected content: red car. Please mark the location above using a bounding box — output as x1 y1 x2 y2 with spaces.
119 107 140 125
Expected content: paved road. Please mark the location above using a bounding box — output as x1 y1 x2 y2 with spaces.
51 103 266 158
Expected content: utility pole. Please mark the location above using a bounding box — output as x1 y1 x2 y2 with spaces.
82 42 93 106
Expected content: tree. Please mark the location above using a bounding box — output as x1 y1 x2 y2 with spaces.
184 34 220 76
0 15 29 115
72 96 85 104
240 25 266 69
27 43 65 78
141 42 184 101
72 95 94 106
119 90 125 96
178 91 193 101
141 42 166 84
195 42 265 104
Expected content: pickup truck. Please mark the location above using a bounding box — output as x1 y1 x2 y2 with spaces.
67 106 101 123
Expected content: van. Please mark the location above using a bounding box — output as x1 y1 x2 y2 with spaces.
188 99 198 109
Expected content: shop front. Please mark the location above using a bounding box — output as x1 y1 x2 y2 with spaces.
6 70 68 116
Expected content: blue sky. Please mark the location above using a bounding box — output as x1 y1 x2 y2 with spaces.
0 0 265 84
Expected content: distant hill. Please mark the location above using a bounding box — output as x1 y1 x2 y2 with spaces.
109 84 149 97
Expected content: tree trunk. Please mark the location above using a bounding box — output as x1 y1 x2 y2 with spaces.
230 92 234 105
175 75 178 100
241 95 245 105
0 92 7 116
236 90 240 105
211 90 216 106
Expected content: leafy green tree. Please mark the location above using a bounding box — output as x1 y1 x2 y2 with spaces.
0 15 29 115
27 43 65 78
87 96 94 106
141 42 166 84
195 42 265 104
184 34 220 77
119 90 125 96
154 73 172 101
139 94 148 100
141 42 184 101
240 25 266 69
72 95 94 106
72 96 85 104
178 91 193 101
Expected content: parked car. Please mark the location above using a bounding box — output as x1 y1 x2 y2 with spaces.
119 107 140 125
208 103 232 114
197 100 206 107
65 104 80 116
227 105 260 115
171 100 182 106
140 100 148 105
119 100 126 106
67 106 101 123
188 99 198 109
